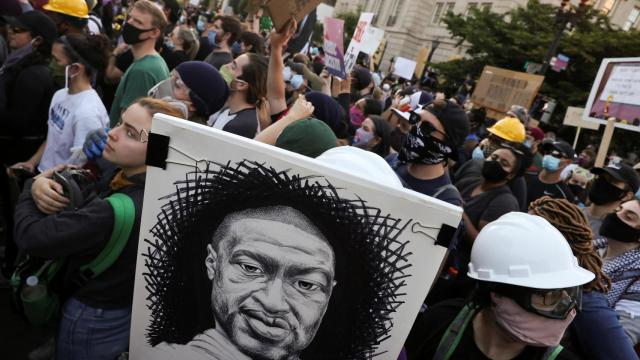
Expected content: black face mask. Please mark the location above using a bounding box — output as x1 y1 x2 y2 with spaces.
482 160 509 183
569 184 585 199
122 22 153 45
399 122 452 165
588 177 626 205
600 212 640 243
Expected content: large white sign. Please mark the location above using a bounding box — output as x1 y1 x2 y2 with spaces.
343 12 374 74
129 115 462 360
359 26 385 56
598 65 640 106
393 57 417 80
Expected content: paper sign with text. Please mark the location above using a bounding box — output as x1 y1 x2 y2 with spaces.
563 106 599 130
323 17 346 78
343 12 374 74
359 27 384 56
470 66 544 114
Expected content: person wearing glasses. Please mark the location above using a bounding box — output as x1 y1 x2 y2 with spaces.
405 212 594 360
394 99 470 207
525 140 578 208
13 98 184 360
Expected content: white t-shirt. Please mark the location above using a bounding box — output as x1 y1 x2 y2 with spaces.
39 88 109 172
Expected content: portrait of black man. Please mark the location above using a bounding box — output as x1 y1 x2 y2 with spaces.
141 160 414 360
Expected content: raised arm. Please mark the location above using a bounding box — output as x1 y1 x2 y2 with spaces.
266 18 297 115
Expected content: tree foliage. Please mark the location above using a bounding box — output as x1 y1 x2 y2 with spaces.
436 0 640 125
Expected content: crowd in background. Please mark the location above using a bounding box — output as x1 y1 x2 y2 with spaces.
2 0 640 359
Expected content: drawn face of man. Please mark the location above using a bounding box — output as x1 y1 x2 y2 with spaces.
205 211 337 359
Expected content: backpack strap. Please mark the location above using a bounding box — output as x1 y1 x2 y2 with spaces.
74 193 135 286
433 303 478 360
543 345 563 360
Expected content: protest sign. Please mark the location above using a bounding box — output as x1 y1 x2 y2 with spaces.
322 17 346 78
583 58 640 132
470 66 544 115
264 0 323 32
414 47 430 79
129 114 461 360
359 26 384 55
563 106 599 130
392 57 417 80
343 12 374 74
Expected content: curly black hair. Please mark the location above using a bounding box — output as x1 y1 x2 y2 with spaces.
143 160 412 359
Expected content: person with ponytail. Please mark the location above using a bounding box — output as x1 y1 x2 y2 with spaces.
207 52 269 138
11 33 110 174
529 197 639 359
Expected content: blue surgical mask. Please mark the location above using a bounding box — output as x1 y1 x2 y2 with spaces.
542 154 561 172
472 146 485 160
282 66 292 82
231 41 242 55
524 140 532 149
290 74 304 90
197 19 205 33
207 29 217 47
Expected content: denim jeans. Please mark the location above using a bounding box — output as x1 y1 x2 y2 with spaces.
570 291 639 360
56 297 131 360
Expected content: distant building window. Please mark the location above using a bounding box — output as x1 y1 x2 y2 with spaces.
601 0 616 14
623 7 640 30
467 2 478 15
371 0 383 25
481 3 492 11
433 2 454 24
387 0 405 27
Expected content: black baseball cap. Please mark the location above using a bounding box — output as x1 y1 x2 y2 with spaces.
540 140 576 159
423 99 470 150
592 163 640 194
3 11 57 47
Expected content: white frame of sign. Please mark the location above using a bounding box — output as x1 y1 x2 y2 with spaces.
583 57 640 133
128 114 462 360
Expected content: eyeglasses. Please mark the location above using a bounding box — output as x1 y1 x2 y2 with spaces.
9 26 28 34
114 120 149 143
495 284 582 320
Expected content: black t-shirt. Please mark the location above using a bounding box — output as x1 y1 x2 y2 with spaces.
405 299 579 360
115 49 134 73
524 172 577 209
457 177 519 229
208 107 259 139
204 50 233 70
454 159 528 211
161 47 189 71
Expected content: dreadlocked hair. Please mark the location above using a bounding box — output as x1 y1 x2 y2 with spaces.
528 196 610 293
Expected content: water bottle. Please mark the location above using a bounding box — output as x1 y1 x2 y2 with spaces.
21 275 47 301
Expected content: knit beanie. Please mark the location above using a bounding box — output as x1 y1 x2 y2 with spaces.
175 61 229 116
275 117 337 158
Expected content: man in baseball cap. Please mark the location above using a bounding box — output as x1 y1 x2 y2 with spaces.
395 99 469 207
3 10 57 48
583 162 640 236
524 140 578 208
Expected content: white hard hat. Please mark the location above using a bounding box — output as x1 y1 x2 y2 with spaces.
316 146 403 189
468 212 594 289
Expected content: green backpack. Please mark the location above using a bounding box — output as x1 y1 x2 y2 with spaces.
10 193 135 325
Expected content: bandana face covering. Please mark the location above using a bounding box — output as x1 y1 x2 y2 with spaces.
491 293 576 347
399 122 452 165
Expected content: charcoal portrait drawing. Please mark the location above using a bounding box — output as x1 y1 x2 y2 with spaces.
143 160 412 360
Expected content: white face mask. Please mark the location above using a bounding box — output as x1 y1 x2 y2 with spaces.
64 63 80 90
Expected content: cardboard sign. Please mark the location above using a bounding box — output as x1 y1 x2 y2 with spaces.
264 0 323 32
359 26 385 55
372 38 386 69
392 56 417 80
323 17 346 78
129 115 461 360
583 58 640 133
414 47 430 79
470 66 544 115
563 106 600 130
343 12 374 74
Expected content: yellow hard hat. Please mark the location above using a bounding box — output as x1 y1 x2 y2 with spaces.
487 116 525 143
43 0 89 19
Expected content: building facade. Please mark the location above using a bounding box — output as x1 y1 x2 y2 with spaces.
332 0 640 73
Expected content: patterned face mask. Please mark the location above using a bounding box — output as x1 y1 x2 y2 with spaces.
399 121 452 165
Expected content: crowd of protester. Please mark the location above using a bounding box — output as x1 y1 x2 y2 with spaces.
2 0 640 359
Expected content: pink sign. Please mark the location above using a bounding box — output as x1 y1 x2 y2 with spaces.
323 17 346 78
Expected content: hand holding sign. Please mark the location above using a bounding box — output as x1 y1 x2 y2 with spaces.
269 17 297 50
264 0 323 32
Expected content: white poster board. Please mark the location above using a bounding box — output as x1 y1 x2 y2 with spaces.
315 3 334 23
583 57 640 133
129 115 462 360
392 57 417 80
343 12 374 74
563 106 599 130
359 26 385 55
